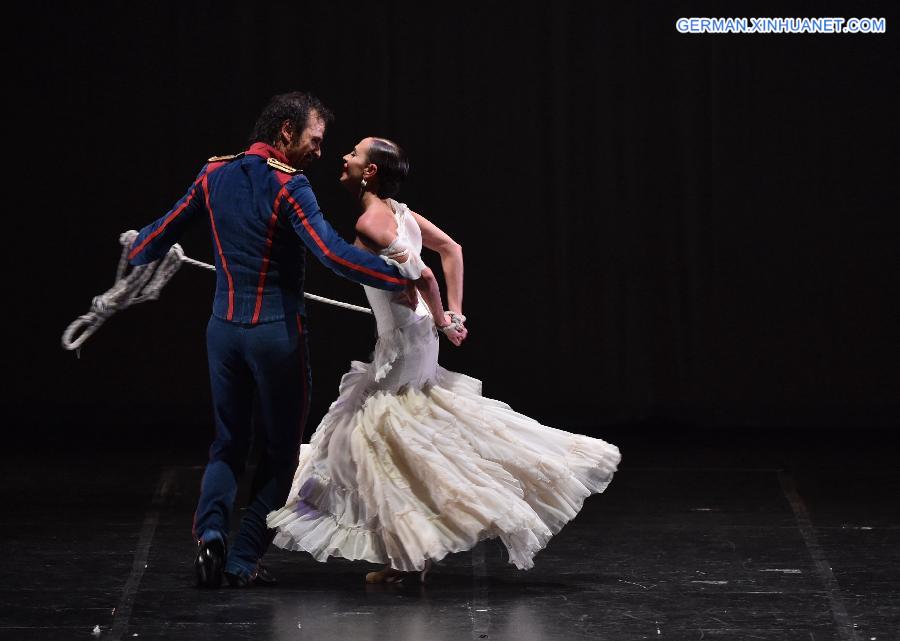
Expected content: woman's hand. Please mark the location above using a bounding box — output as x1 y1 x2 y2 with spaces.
437 312 467 346
438 323 466 346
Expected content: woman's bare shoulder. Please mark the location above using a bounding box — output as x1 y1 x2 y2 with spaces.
357 200 395 225
356 200 398 248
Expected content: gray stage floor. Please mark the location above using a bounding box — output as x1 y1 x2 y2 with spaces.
2 430 897 640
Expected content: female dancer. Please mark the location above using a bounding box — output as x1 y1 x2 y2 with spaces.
267 137 620 582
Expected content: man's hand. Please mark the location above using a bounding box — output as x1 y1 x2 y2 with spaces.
399 282 418 310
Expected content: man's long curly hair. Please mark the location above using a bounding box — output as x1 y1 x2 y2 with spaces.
249 92 334 146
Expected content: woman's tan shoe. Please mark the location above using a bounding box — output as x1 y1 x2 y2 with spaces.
365 565 406 584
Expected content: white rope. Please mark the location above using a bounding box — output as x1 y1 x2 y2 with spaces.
176 253 373 314
61 230 373 352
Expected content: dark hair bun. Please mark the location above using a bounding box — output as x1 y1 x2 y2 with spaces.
368 138 409 198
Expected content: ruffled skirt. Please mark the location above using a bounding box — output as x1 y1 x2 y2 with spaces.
267 362 620 571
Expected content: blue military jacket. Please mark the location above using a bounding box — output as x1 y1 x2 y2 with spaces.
128 143 408 324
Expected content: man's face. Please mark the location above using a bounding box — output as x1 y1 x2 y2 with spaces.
285 111 326 169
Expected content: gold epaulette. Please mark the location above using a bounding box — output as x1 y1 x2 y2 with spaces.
266 157 299 174
207 152 245 162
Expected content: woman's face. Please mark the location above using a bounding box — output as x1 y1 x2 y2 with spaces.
340 137 374 189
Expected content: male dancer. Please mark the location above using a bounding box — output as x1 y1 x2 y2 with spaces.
128 92 410 587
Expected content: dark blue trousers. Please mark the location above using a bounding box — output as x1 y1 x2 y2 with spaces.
193 314 311 579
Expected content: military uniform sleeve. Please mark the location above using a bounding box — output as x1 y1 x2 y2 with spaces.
127 165 209 266
280 175 409 291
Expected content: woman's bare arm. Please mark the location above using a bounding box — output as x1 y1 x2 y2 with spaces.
410 211 463 315
416 267 464 345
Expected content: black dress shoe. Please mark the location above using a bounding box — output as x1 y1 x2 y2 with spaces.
224 563 277 588
253 564 278 586
224 569 250 588
194 538 226 589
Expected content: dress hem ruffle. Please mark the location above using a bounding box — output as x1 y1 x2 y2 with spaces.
267 365 620 571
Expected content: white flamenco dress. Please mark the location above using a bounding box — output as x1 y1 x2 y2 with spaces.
267 200 621 571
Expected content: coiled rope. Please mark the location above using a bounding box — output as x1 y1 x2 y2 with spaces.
61 230 373 352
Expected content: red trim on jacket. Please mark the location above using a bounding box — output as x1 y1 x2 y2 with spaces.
245 142 291 165
251 191 287 324
281 187 408 286
127 186 198 261
202 175 235 320
127 162 225 261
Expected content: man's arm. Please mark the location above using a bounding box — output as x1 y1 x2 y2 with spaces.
128 165 210 265
280 175 409 291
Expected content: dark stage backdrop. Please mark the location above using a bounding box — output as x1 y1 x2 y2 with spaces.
8 1 899 448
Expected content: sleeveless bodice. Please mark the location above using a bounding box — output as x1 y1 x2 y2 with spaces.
361 200 439 390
